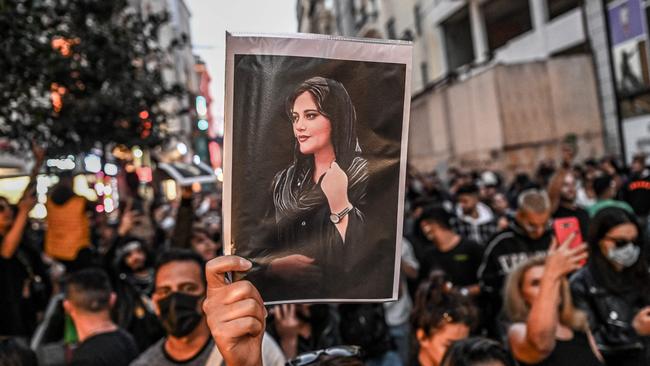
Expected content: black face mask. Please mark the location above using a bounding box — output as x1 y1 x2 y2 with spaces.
157 292 203 338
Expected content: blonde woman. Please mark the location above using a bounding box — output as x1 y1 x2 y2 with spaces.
504 239 603 366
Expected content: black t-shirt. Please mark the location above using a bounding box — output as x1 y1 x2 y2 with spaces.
0 231 49 337
519 331 603 366
70 329 139 366
622 174 650 216
553 205 590 240
418 238 483 287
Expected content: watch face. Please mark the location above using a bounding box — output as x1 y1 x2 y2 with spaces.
330 214 340 224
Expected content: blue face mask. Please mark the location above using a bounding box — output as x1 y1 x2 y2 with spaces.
607 242 640 268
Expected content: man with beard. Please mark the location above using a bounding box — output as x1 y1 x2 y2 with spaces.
478 189 554 338
548 170 590 239
130 249 285 366
452 183 498 247
111 239 164 352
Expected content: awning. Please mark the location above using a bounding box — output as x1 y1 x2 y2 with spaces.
157 162 216 186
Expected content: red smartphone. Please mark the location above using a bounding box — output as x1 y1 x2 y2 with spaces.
553 217 585 266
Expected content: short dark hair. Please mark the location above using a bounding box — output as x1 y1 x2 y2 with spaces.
419 205 453 230
65 268 112 312
441 337 515 366
592 175 613 198
155 248 206 285
456 183 479 196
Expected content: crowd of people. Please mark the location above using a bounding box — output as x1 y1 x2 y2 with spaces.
0 146 649 366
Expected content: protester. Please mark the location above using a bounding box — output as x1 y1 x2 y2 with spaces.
570 207 650 365
384 237 419 365
440 337 515 366
45 172 94 271
268 304 341 360
190 222 221 261
411 271 478 366
587 174 634 217
621 154 650 239
478 189 554 338
338 304 402 365
504 252 603 365
0 337 38 366
131 249 285 366
548 169 590 239
452 184 498 246
110 239 164 352
489 192 513 231
64 268 139 366
417 206 482 297
0 145 50 340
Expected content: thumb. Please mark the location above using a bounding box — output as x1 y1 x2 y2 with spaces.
205 256 252 290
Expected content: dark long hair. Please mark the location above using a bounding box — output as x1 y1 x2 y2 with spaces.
587 207 650 298
411 270 478 338
285 76 362 173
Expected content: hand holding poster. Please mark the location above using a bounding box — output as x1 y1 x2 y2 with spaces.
223 33 412 303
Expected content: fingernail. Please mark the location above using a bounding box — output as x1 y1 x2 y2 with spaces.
240 258 252 270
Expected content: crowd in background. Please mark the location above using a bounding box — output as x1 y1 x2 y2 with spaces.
0 145 649 366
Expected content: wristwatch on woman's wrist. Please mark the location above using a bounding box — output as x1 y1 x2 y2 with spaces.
330 205 353 224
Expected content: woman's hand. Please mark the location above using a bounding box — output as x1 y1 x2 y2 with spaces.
268 254 321 282
203 256 265 366
632 306 650 336
320 162 350 213
545 234 588 281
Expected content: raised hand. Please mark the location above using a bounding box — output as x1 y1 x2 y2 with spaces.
546 233 588 280
633 306 650 336
18 187 36 213
203 256 265 366
320 161 350 213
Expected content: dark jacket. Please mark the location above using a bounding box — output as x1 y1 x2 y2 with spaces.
478 221 552 338
570 263 650 366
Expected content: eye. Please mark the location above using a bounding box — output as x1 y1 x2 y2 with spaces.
291 113 298 124
306 112 318 120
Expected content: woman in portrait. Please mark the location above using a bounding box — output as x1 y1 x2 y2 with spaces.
257 76 369 300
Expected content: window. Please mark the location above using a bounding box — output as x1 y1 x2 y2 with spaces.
547 0 580 21
386 17 397 39
442 6 475 70
482 0 533 52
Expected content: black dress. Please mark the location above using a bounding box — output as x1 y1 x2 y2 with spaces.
519 331 603 366
253 156 368 302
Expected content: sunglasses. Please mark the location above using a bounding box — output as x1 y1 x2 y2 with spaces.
605 236 638 248
287 346 361 366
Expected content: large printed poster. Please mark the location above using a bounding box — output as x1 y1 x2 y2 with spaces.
223 33 412 303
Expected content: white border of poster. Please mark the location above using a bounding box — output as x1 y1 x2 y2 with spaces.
223 32 412 304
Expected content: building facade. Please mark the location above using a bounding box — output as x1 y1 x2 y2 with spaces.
298 0 616 176
136 0 200 161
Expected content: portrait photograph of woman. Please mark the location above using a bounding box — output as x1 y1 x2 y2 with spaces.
224 34 412 303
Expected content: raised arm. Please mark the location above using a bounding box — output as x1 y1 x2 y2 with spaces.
509 236 588 364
